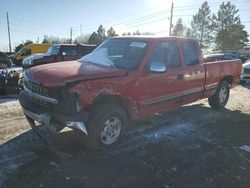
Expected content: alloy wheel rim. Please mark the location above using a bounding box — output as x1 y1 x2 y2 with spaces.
219 86 227 103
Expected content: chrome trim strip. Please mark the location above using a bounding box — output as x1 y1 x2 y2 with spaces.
205 85 217 91
23 83 58 104
148 88 202 106
23 108 51 125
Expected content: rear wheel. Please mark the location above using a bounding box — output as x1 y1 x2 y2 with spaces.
84 104 127 150
208 80 230 109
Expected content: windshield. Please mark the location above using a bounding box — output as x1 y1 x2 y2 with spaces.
80 39 148 70
47 45 60 55
17 48 29 55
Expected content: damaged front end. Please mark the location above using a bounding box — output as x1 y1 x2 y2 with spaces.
19 71 89 144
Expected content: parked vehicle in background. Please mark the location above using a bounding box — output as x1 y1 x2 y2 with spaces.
22 44 96 69
19 36 242 150
218 50 240 59
0 67 22 94
0 52 12 69
239 44 250 61
11 43 51 66
204 53 237 62
240 60 250 84
240 54 249 63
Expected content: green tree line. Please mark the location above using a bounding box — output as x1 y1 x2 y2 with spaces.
172 1 249 51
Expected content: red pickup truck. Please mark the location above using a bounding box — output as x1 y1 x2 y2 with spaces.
19 36 242 150
22 44 96 69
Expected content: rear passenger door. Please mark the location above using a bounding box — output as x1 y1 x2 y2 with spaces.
178 40 205 104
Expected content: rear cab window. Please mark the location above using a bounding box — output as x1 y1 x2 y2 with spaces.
181 41 199 66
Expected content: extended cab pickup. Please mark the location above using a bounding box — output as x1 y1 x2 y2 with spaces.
22 44 96 69
19 36 242 150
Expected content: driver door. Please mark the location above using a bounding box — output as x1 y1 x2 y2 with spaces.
134 40 184 115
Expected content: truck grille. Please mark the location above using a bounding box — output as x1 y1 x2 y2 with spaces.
29 96 50 107
25 80 49 96
24 79 51 107
244 68 250 74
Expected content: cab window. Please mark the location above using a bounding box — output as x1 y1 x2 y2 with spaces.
22 49 31 56
148 41 180 69
63 48 77 56
181 41 199 66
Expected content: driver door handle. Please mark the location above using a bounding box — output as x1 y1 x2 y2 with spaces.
177 74 184 80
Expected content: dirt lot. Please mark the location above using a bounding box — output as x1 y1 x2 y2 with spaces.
1 84 250 188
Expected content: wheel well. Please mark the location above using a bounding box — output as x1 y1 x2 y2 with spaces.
87 95 133 120
221 76 233 87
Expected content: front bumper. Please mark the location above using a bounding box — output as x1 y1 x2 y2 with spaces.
19 91 89 136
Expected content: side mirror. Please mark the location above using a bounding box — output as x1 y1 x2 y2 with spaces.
149 62 166 73
62 52 67 56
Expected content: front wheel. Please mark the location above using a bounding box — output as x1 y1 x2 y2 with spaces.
84 104 127 150
208 80 230 109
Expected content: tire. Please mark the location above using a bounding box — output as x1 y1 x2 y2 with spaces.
208 80 230 109
84 104 127 150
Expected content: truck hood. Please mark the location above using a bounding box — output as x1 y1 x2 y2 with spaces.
25 53 47 60
22 53 53 65
26 60 128 87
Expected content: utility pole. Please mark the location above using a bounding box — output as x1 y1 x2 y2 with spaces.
80 24 82 36
70 27 72 44
169 2 173 36
6 12 12 52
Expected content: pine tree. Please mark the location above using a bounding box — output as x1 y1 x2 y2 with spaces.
107 27 117 38
88 32 100 44
97 25 106 41
213 1 249 50
172 18 185 36
191 1 212 48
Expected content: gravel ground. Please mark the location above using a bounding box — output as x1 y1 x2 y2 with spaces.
1 84 250 188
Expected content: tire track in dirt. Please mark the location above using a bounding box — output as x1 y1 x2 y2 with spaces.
1 85 250 186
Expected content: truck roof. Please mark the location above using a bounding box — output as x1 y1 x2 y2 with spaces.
24 43 51 47
52 44 96 47
112 35 197 42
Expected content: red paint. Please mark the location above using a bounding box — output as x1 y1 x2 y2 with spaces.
27 61 128 87
26 36 242 120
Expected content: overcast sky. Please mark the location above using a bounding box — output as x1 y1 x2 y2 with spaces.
0 0 249 51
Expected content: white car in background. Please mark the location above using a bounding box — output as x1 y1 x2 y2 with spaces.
241 60 250 84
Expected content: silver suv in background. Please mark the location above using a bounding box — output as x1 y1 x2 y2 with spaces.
241 60 250 84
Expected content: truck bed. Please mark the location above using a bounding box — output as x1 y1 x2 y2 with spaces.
204 59 242 90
